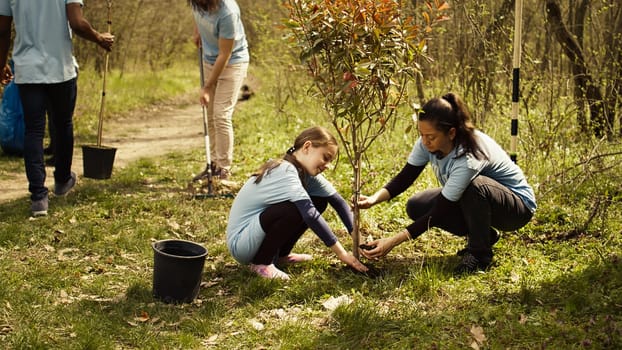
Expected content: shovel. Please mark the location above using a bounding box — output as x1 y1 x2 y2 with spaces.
191 46 214 195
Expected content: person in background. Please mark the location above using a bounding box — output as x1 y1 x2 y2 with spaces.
226 126 368 280
0 0 114 216
189 0 249 180
357 93 536 274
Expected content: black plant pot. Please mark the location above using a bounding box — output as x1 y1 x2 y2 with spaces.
152 239 208 304
82 145 116 179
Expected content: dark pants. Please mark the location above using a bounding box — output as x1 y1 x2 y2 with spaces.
18 78 77 201
253 197 328 265
406 176 533 258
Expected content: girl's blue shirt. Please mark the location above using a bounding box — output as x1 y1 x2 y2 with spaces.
226 161 339 263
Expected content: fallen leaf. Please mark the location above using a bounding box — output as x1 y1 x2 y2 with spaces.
58 289 72 304
322 295 353 311
0 324 13 335
202 334 218 346
57 248 79 261
250 319 264 330
134 311 150 322
470 325 486 344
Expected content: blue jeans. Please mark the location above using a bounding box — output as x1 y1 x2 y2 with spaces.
406 176 533 257
18 78 77 201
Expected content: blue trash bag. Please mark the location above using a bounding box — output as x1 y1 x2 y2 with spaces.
0 77 25 156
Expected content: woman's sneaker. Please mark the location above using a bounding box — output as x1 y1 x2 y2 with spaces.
454 251 492 275
249 263 290 280
278 253 313 265
457 229 500 256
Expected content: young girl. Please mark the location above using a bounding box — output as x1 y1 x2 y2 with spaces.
357 93 536 274
226 126 368 279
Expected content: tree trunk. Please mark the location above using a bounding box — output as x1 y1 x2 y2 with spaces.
570 0 590 132
351 127 361 259
603 2 622 137
545 0 610 138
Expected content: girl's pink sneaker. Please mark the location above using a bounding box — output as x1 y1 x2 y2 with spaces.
249 263 290 280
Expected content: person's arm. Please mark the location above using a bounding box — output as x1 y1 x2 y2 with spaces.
358 163 425 209
0 15 12 84
293 199 368 272
200 37 233 106
360 193 458 260
66 3 114 51
384 163 425 198
326 193 353 234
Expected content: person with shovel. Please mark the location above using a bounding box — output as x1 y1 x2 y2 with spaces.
0 0 114 216
189 0 249 181
226 126 369 280
357 93 536 274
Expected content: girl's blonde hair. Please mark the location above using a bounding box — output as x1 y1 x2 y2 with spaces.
253 126 338 185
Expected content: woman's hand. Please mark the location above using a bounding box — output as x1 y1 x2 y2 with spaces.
199 86 211 106
359 237 394 260
356 194 375 209
359 230 411 260
355 188 390 209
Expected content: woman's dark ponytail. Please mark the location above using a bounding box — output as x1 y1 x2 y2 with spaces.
421 93 487 160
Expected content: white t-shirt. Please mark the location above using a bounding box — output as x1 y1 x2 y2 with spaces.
0 0 82 84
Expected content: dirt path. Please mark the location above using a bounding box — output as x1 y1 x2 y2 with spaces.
0 103 204 203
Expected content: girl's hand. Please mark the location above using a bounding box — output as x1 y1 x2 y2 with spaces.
330 241 368 273
340 253 369 273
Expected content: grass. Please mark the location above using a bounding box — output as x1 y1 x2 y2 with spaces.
1 62 622 349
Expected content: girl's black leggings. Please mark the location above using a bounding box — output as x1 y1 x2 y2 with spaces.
252 196 328 265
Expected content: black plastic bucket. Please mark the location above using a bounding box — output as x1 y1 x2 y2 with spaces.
152 239 208 304
82 145 117 179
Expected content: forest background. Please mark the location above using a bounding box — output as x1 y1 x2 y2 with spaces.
72 0 622 215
